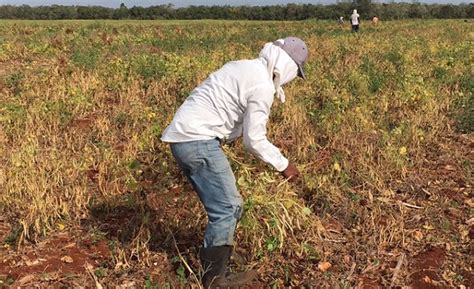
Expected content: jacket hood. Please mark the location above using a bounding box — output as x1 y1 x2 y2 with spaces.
258 39 298 103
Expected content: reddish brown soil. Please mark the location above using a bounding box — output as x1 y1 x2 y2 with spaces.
0 233 110 287
409 246 447 289
70 113 99 131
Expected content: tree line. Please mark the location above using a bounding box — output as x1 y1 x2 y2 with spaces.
0 1 473 20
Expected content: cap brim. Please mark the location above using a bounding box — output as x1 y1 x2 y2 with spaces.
297 65 306 80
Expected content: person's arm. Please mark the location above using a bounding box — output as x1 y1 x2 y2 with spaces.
242 86 289 172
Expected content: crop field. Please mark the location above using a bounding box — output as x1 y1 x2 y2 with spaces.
0 19 473 288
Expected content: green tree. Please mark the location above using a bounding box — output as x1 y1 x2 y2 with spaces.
113 2 128 19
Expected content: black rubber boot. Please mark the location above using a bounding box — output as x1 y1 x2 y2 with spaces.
199 246 257 289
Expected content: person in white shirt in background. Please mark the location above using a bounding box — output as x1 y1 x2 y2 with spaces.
338 16 345 25
161 36 308 288
350 9 360 32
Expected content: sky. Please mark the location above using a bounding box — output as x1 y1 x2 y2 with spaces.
0 0 469 6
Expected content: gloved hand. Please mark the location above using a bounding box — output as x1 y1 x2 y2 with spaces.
282 163 300 182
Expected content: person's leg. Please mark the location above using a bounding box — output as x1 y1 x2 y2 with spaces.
171 139 242 247
170 139 255 288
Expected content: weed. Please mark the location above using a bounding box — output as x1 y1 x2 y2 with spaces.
132 54 167 81
265 236 279 252
94 267 107 278
454 92 474 133
144 275 159 289
5 71 23 96
71 47 100 70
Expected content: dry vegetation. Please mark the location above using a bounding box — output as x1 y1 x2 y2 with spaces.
0 19 473 288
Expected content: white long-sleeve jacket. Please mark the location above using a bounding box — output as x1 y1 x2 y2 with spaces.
161 41 298 172
161 58 288 171
350 10 360 25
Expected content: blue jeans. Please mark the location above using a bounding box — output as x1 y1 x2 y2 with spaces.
170 139 243 248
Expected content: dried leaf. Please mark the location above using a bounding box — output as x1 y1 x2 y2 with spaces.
343 255 351 264
381 190 395 197
414 230 423 241
423 224 434 230
318 261 332 272
63 242 76 249
445 242 451 251
466 217 474 226
25 259 40 266
464 199 474 208
61 255 74 263
444 165 455 171
18 274 35 285
315 219 326 233
40 272 59 281
399 146 407 156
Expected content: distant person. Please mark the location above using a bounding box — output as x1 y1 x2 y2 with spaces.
350 9 360 32
161 36 307 288
338 16 344 25
372 15 379 26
